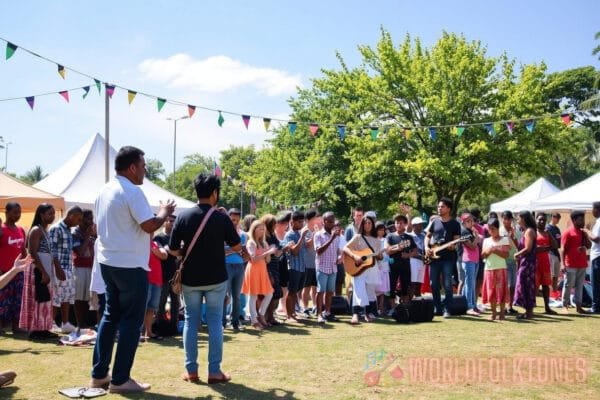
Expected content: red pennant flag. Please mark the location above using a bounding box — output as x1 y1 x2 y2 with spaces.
105 84 115 99
561 113 571 125
309 123 319 136
242 115 251 129
59 91 69 102
188 105 196 118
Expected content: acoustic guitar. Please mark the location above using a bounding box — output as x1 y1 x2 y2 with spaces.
423 234 473 265
343 240 411 277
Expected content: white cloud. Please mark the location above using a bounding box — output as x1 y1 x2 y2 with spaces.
137 54 302 96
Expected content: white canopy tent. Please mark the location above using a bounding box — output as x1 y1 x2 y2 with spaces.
35 133 197 212
490 178 560 213
531 172 600 211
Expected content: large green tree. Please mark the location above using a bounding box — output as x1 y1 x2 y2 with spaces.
218 145 258 213
246 30 562 216
166 154 215 201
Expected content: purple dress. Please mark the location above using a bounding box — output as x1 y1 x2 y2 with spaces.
513 232 537 309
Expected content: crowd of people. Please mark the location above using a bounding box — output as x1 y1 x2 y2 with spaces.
1 145 600 392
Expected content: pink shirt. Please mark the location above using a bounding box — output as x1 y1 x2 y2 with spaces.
462 242 480 263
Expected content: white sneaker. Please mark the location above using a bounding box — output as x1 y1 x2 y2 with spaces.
61 322 76 334
317 315 326 324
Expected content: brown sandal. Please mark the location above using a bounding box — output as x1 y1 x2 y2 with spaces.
207 372 231 384
182 372 200 384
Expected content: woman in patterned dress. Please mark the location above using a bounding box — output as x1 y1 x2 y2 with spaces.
513 211 537 320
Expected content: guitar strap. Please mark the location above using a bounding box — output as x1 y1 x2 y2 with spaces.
361 234 376 253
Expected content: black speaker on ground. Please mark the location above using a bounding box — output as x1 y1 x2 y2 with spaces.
409 297 435 322
445 294 468 315
393 303 411 323
330 295 350 315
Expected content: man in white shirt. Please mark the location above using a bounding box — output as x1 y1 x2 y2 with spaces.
585 201 600 314
90 146 175 393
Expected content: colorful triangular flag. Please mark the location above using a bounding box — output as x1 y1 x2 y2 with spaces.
403 128 412 139
288 121 297 136
6 42 17 60
57 65 66 79
506 121 515 134
25 96 34 110
525 120 535 133
336 125 346 141
484 123 495 137
95 79 101 94
561 113 571 126
218 111 225 127
157 98 166 112
370 126 379 140
105 84 115 99
213 161 222 177
309 123 319 137
188 105 196 118
263 118 271 131
59 90 69 102
82 86 90 99
242 115 251 129
428 127 437 141
128 90 137 105
455 126 465 137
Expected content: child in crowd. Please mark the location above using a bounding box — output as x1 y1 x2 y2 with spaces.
481 219 510 320
143 235 167 340
375 221 390 315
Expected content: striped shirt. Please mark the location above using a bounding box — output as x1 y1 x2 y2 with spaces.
49 221 74 271
314 229 339 274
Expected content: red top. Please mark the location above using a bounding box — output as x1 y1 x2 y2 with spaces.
0 224 26 272
561 227 588 268
148 241 163 286
536 232 551 270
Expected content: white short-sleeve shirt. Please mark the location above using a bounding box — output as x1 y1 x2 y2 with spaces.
591 219 600 261
95 175 154 270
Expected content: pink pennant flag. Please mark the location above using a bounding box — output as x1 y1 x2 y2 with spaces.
105 84 115 99
59 90 69 103
561 113 571 126
309 123 319 136
242 115 251 129
506 121 515 134
188 105 196 118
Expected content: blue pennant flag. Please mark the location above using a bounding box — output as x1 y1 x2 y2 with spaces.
288 121 297 136
525 120 535 133
484 123 495 137
428 127 437 141
336 125 346 141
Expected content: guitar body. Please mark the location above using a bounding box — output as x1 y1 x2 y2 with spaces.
343 248 376 277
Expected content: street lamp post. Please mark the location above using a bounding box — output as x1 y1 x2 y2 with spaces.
166 116 189 193
0 137 12 172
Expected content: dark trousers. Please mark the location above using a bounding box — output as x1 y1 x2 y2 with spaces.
429 259 454 313
158 282 181 331
92 265 148 385
592 257 600 313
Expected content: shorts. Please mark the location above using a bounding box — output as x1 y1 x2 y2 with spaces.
549 253 560 278
303 268 317 288
74 267 92 302
410 258 425 283
146 283 162 311
52 269 75 307
316 270 337 293
288 270 305 294
336 264 345 287
506 260 517 288
536 263 552 288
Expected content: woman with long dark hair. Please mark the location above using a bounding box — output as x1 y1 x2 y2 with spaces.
513 211 537 319
19 203 58 339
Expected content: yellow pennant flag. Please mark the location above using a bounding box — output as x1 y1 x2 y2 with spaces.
127 90 137 105
57 65 66 79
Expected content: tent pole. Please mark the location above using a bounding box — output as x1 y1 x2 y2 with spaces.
104 84 110 183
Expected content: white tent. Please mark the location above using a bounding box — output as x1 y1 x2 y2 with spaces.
490 178 560 212
34 133 197 212
531 172 600 211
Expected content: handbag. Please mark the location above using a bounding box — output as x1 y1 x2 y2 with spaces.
170 207 215 295
34 267 51 303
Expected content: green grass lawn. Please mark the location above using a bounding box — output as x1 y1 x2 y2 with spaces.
1 300 599 400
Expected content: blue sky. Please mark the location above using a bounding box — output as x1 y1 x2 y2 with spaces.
0 0 598 176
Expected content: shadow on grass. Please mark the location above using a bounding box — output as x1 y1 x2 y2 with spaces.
0 386 18 399
115 382 297 400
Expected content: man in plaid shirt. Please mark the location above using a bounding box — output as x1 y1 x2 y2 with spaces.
49 206 83 334
314 211 342 324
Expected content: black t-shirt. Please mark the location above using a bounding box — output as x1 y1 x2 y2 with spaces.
169 204 240 286
545 224 561 257
154 232 177 282
266 234 281 268
427 218 461 261
387 232 417 269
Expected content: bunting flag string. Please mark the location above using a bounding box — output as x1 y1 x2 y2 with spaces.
0 36 585 142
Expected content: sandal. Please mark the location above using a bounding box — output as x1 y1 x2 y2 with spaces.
0 371 16 387
207 372 231 385
182 372 200 384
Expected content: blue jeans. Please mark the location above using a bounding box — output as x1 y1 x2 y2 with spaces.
461 262 478 310
224 263 245 327
429 259 454 313
591 257 600 313
92 265 148 385
182 281 227 375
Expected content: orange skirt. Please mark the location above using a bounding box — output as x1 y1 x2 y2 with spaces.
241 259 273 296
482 268 510 305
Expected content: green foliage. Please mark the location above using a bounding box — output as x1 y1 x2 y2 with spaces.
19 165 46 185
145 158 166 185
166 153 214 201
218 145 257 212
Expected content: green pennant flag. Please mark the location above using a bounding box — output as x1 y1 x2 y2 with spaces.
456 126 465 137
218 111 225 127
6 42 17 60
157 98 166 112
95 79 101 94
370 127 379 140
